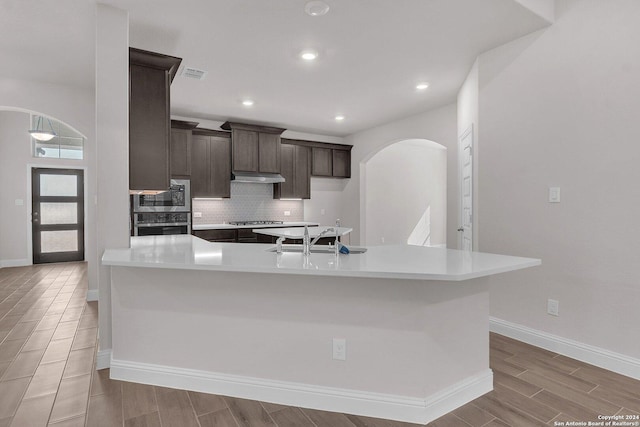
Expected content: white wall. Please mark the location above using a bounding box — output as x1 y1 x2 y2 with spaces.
0 77 97 291
343 103 458 247
96 4 130 357
477 0 640 359
0 112 30 266
303 178 347 228
364 140 447 247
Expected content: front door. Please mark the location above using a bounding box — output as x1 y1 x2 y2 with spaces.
31 168 85 264
459 125 473 251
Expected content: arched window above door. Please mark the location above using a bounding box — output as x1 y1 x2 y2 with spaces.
31 114 84 160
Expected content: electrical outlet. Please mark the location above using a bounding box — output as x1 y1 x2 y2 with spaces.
547 299 559 316
193 212 202 218
284 211 291 216
321 209 325 215
548 187 561 203
381 237 385 243
333 338 346 361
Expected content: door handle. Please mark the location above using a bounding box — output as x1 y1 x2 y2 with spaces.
457 227 464 232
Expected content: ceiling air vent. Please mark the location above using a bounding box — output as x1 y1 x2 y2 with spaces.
180 67 207 80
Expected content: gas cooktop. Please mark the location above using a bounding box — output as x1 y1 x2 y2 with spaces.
228 220 284 226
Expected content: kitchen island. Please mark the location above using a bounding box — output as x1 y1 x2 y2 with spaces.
102 235 540 424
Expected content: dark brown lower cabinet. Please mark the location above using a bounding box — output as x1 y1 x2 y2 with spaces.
193 229 276 243
192 229 236 242
274 144 310 199
191 130 231 198
193 226 320 243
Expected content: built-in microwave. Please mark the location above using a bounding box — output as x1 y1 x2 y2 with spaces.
132 179 191 213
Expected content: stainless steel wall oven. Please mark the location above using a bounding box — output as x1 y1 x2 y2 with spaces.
131 179 191 236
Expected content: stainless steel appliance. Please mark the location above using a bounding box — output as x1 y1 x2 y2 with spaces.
131 179 191 236
133 212 191 236
132 179 191 213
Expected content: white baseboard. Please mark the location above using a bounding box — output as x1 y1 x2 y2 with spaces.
96 349 112 370
86 289 99 302
490 317 640 380
110 357 492 424
0 259 29 268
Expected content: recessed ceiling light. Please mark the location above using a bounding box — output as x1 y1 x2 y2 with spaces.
242 99 254 107
305 1 330 16
335 115 345 121
416 82 430 90
300 50 318 61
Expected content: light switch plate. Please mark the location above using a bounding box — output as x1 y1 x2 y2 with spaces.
549 187 561 203
284 211 291 216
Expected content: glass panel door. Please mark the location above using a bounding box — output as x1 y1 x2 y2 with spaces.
32 168 84 264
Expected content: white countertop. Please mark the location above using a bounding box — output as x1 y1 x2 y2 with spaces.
102 235 541 281
192 222 319 230
252 226 352 238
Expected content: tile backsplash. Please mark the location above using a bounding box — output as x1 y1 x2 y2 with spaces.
192 183 304 224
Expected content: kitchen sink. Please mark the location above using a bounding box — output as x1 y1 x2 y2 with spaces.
267 244 367 254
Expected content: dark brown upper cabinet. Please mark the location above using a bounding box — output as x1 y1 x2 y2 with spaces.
308 142 352 178
190 129 231 198
221 122 285 174
311 147 332 177
332 149 351 178
170 120 198 179
259 132 281 173
129 48 182 191
274 143 311 199
191 129 231 198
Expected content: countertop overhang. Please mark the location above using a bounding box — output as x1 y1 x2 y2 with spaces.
102 235 541 281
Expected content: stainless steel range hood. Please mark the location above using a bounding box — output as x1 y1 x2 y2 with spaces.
231 172 285 184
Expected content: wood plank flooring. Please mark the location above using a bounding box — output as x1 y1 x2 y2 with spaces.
1 263 639 426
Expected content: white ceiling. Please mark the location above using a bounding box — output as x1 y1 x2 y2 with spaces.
0 0 551 136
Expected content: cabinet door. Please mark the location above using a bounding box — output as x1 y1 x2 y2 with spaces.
193 229 237 242
332 149 350 178
129 64 170 190
170 128 191 178
294 145 311 199
274 144 295 199
311 147 332 176
232 129 258 172
259 133 281 173
190 135 210 198
210 136 231 198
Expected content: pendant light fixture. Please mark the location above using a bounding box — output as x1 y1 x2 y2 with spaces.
29 115 57 141
305 1 330 16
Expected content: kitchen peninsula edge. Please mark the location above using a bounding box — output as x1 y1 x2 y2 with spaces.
101 235 540 424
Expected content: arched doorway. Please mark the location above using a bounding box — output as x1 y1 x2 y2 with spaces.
362 139 446 247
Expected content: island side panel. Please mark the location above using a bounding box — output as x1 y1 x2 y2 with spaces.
110 266 490 410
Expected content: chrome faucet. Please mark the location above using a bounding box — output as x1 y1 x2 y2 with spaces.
276 236 286 254
334 219 341 256
303 225 335 255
